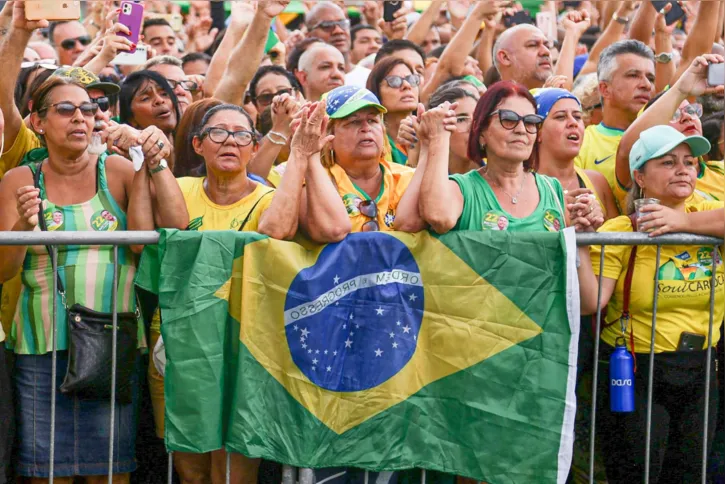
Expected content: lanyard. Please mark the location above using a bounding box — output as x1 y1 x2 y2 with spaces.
350 164 386 204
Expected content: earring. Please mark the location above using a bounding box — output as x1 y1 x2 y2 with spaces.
330 149 335 161
39 129 44 133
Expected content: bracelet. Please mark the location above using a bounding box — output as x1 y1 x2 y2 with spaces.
612 13 630 25
267 131 288 145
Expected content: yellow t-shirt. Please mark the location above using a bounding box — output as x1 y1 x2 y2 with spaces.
328 158 415 232
590 200 725 353
266 162 287 188
178 177 275 232
574 123 625 212
1 122 42 179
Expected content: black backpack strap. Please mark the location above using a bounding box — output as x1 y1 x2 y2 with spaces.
237 190 274 232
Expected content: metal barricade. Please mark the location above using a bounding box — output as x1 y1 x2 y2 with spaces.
0 231 722 484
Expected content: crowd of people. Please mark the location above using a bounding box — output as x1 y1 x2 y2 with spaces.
0 0 723 483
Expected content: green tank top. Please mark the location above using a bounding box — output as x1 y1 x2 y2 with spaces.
8 155 139 355
450 170 566 232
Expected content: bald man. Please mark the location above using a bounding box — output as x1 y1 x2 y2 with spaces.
296 43 346 101
493 24 553 90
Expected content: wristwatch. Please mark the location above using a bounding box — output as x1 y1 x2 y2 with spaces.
149 159 168 175
612 13 630 25
655 52 674 64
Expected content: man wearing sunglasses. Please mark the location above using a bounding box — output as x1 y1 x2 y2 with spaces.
48 20 91 67
145 56 196 115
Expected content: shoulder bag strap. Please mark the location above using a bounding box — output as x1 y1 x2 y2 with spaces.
541 174 567 228
237 190 274 232
33 161 66 304
621 213 639 370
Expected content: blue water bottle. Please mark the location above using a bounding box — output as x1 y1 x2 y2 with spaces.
609 337 635 413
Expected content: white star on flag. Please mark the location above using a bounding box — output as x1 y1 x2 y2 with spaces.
333 275 340 284
315 350 320 354
324 350 328 355
409 293 418 302
333 350 338 356
350 331 354 337
312 366 316 371
343 324 347 329
300 336 306 343
312 358 318 365
344 339 353 348
302 343 307 349
389 332 395 338
396 321 401 326
392 342 399 349
326 366 332 372
308 349 312 354
301 328 310 338
402 325 411 334
294 325 298 331
349 314 354 320
376 307 384 315
355 324 359 329
375 348 383 357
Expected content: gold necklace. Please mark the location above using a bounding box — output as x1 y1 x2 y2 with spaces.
483 168 526 204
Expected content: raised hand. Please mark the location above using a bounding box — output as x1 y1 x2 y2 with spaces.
259 0 291 19
397 109 421 153
361 1 382 26
138 126 171 170
447 0 473 21
654 2 676 35
419 101 457 140
12 1 50 33
544 75 569 89
378 6 409 41
561 9 591 38
675 54 725 98
106 123 141 157
271 93 301 142
15 186 41 230
290 101 334 158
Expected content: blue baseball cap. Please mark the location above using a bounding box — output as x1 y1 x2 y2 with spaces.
573 54 589 78
324 86 386 119
533 88 581 119
629 125 711 178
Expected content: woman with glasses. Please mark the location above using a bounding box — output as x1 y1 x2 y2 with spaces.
419 81 589 234
300 85 426 241
426 85 480 174
144 56 198 115
0 74 183 484
615 56 725 209
133 102 311 484
534 88 617 222
366 57 421 166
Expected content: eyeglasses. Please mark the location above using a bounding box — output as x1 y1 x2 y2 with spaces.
38 102 98 117
384 74 421 89
166 78 199 92
90 96 110 113
60 36 92 51
671 103 703 122
21 61 58 70
583 102 602 112
256 88 295 107
309 19 350 33
358 199 379 232
202 127 255 147
490 109 543 134
455 115 472 133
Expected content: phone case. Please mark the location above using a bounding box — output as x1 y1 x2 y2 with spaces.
25 0 81 21
677 333 706 352
707 63 725 87
383 1 402 22
118 1 145 53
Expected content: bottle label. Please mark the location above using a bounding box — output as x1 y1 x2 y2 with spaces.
611 379 633 387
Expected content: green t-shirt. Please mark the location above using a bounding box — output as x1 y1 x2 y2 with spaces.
450 170 565 232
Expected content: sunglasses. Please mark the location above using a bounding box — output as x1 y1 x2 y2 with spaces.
672 103 703 122
21 61 58 70
358 199 379 232
384 74 421 89
90 96 110 113
256 88 295 107
310 19 350 33
39 101 98 117
166 78 198 92
490 109 543 134
60 36 92 51
202 127 255 147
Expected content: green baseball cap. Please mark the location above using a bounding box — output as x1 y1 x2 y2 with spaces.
52 66 121 96
629 125 711 178
323 86 386 119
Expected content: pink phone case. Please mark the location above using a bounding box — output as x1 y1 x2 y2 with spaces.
118 1 144 53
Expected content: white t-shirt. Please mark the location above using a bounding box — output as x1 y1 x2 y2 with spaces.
345 64 372 88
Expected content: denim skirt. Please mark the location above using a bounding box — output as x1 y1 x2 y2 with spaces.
14 350 139 477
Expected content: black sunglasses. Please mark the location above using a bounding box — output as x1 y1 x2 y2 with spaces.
384 74 421 89
202 127 255 147
60 36 92 51
310 19 350 33
166 78 198 92
90 96 110 113
39 101 98 117
490 109 544 134
256 88 295 107
359 199 379 232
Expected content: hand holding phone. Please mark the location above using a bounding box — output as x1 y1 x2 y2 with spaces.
504 10 534 28
707 63 725 87
650 1 686 26
118 1 144 53
25 0 81 21
384 1 403 22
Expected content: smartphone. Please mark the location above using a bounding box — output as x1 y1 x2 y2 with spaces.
25 0 81 21
536 11 556 42
650 1 686 26
118 1 144 53
708 63 725 87
677 332 706 352
384 1 403 22
112 44 147 65
504 10 534 28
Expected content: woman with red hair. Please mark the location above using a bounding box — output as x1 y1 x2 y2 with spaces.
419 81 600 234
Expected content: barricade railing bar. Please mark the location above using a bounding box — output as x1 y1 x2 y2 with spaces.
0 231 721 484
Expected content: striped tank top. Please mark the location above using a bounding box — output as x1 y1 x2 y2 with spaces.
8 155 138 355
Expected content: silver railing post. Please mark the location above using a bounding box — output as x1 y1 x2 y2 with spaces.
49 246 59 484
282 464 298 484
299 468 315 484
701 244 719 483
588 245 606 484
168 452 174 484
108 245 119 483
226 450 231 484
643 245 662 483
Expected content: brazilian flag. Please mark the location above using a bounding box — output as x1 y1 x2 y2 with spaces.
135 229 580 483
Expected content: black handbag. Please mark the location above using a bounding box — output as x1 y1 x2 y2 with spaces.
33 161 138 404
